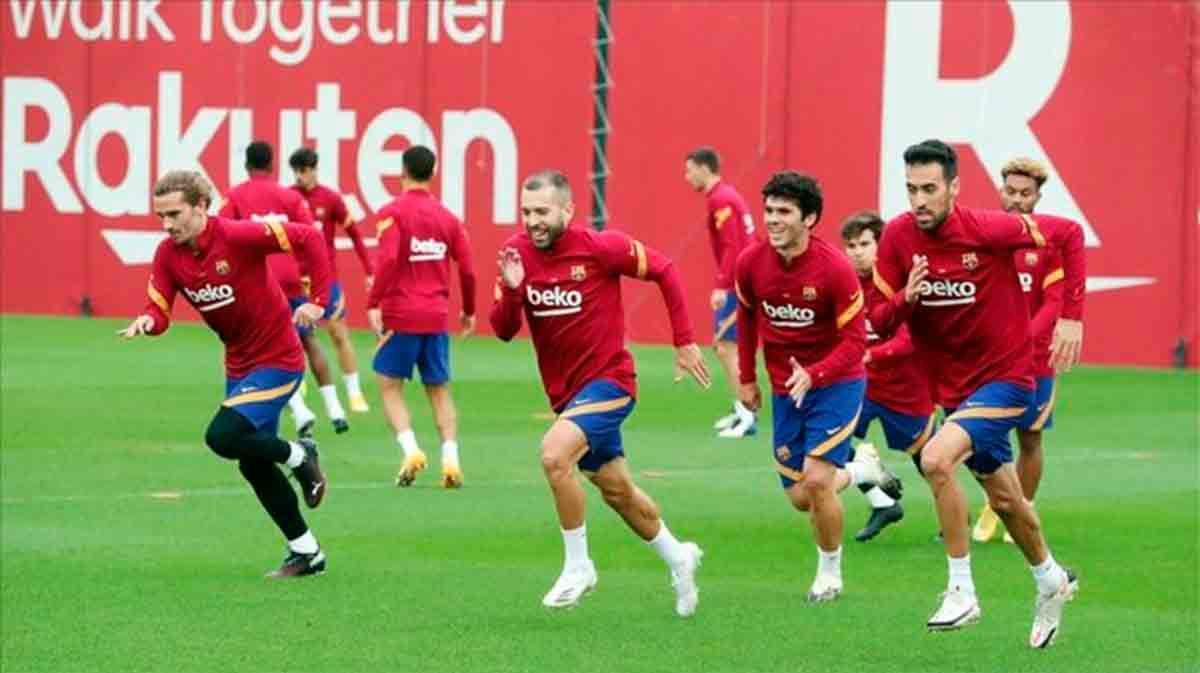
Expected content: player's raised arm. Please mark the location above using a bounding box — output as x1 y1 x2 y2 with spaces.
225 218 332 320
490 246 526 341
804 262 868 387
733 254 761 412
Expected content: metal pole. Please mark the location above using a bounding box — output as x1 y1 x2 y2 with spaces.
590 0 613 230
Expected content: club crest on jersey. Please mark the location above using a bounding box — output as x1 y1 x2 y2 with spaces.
803 286 817 301
1025 251 1039 267
775 445 792 462
962 252 979 271
215 259 230 276
571 265 587 281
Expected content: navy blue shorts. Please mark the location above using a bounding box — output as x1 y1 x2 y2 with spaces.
373 331 450 385
1016 376 1056 432
854 398 937 455
771 378 865 488
713 292 738 342
945 381 1034 476
223 368 303 436
558 379 636 473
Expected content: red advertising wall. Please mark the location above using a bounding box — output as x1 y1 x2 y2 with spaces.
2 0 1196 367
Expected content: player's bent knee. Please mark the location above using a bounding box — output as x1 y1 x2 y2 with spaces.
540 448 573 481
205 407 254 461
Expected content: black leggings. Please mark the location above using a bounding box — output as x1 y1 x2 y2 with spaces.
205 406 307 541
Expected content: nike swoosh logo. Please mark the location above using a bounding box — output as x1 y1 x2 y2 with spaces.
825 428 839 436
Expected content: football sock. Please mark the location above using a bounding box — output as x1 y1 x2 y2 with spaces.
288 389 315 425
948 554 976 595
817 545 843 579
396 429 420 457
648 521 685 567
344 372 363 398
1032 553 1068 595
562 525 589 568
864 486 896 508
285 442 305 469
442 440 460 465
288 530 319 554
733 400 755 423
320 385 346 419
845 461 873 486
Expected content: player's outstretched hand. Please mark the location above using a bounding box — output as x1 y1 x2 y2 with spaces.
117 315 154 339
293 302 323 328
784 356 812 408
1050 318 1083 373
710 288 728 311
904 254 930 304
366 307 384 336
738 382 762 413
460 313 477 338
673 343 712 389
497 247 525 289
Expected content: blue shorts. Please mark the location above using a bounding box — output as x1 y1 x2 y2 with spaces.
713 292 738 342
288 281 345 337
772 378 865 488
558 379 636 473
222 367 303 436
854 398 937 455
374 331 450 385
945 381 1034 476
1016 376 1056 432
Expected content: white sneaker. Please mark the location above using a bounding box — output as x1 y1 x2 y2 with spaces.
712 410 739 431
669 542 703 617
542 561 598 609
1029 568 1078 648
717 416 757 438
806 573 843 603
926 587 982 631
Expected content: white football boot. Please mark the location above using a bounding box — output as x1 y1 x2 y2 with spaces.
1029 568 1078 648
926 587 982 631
542 561 598 609
670 542 704 617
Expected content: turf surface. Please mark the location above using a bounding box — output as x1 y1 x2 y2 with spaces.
2 314 1196 672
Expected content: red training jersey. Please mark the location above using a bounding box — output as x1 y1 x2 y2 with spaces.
141 216 332 379
490 226 696 412
1015 246 1064 379
219 173 316 299
870 205 1085 409
705 180 754 290
292 183 374 279
367 188 477 333
860 270 934 417
734 236 867 394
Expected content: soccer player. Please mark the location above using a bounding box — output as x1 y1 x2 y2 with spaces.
367 146 476 489
221 141 349 436
684 147 757 438
734 172 898 602
870 140 1084 646
841 210 937 542
289 147 375 414
974 158 1064 545
490 170 710 616
118 170 331 577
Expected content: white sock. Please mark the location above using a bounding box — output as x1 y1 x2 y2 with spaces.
733 399 755 422
1031 553 1067 595
344 372 363 397
396 429 419 457
284 442 306 469
442 440 460 465
562 525 590 568
948 554 976 595
320 384 347 419
288 390 315 426
865 486 896 508
817 545 843 579
845 461 873 486
288 530 319 554
647 521 686 567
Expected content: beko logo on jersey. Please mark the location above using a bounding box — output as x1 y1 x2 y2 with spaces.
762 301 815 327
184 284 235 311
409 237 448 262
1018 272 1034 293
527 285 583 317
918 279 977 306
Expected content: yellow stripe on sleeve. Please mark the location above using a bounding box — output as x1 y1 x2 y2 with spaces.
633 240 648 279
1042 268 1064 289
1020 214 1046 248
266 220 292 252
836 291 864 329
873 267 897 299
148 280 169 314
713 206 733 229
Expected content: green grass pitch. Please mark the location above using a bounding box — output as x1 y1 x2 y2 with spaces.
2 314 1196 672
